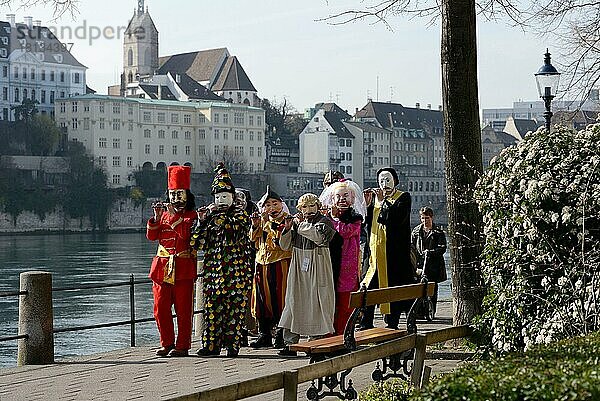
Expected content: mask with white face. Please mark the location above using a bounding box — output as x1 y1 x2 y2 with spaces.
378 171 395 194
214 192 234 210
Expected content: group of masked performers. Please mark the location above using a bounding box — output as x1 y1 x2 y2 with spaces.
146 164 441 358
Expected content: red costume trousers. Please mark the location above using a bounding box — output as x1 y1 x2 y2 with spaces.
152 280 194 350
334 291 353 335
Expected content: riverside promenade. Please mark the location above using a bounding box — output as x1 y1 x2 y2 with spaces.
0 300 467 401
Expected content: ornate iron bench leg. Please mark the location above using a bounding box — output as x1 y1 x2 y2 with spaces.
305 368 356 400
372 349 414 382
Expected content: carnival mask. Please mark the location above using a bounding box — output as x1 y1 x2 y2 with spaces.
263 198 284 219
333 186 354 211
214 192 234 210
168 189 187 209
378 171 395 194
234 190 247 210
297 193 320 219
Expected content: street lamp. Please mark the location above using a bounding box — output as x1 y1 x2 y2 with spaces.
534 49 561 132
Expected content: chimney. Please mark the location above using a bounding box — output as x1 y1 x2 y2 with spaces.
34 20 41 27
388 112 394 128
415 102 420 109
157 85 162 100
6 14 15 27
427 104 431 110
24 16 33 28
175 73 181 83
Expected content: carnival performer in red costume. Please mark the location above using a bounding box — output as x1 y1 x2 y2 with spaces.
147 165 197 357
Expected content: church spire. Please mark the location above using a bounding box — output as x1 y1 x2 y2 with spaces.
137 0 145 15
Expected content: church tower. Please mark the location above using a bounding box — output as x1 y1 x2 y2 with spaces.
123 0 158 85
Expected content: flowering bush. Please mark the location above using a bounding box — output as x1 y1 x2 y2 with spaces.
474 123 600 352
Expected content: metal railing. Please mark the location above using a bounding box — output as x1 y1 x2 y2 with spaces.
0 274 202 347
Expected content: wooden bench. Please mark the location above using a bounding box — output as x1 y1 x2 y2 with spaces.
290 281 436 356
290 281 436 400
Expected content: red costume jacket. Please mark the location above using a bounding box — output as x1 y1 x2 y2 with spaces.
146 210 197 284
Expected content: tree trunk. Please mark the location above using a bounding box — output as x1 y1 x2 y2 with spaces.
441 0 485 325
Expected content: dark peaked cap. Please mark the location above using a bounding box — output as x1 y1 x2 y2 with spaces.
258 185 282 206
211 162 235 194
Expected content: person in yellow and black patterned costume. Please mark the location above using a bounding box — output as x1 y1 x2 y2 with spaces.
190 163 253 357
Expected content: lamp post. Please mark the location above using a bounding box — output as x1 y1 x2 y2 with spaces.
534 49 561 132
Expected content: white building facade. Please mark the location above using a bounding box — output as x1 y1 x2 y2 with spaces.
0 17 87 121
55 94 266 187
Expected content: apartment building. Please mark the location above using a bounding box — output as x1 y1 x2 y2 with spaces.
0 16 87 121
55 94 266 187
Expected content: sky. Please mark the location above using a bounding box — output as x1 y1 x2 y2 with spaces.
2 0 551 114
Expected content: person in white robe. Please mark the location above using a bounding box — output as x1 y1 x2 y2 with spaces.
277 193 337 356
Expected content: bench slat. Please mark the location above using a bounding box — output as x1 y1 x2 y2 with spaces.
348 282 435 308
290 328 408 354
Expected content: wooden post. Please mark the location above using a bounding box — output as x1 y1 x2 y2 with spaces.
410 334 427 388
422 365 432 387
17 271 54 365
282 370 298 401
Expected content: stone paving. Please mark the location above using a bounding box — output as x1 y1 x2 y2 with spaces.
0 300 468 401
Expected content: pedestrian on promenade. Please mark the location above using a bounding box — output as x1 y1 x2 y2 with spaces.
360 167 415 330
278 193 337 356
411 206 447 317
320 180 366 335
249 186 292 349
147 165 197 357
191 163 253 357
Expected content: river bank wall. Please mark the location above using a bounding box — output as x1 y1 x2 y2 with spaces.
0 198 154 234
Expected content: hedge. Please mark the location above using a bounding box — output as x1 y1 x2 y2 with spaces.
361 330 600 401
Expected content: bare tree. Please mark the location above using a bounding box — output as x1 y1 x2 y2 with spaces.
0 0 79 18
322 0 600 326
200 150 248 174
324 0 484 325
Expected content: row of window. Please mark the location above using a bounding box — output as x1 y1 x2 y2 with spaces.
4 87 63 104
1 66 81 83
338 139 353 147
213 129 262 142
213 112 262 126
408 181 442 193
393 142 427 152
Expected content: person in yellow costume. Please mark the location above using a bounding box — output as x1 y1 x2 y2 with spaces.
360 167 415 330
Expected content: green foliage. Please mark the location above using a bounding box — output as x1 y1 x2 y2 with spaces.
64 141 114 230
11 98 39 122
28 115 62 156
474 124 600 352
412 331 600 401
129 186 146 207
360 378 414 401
0 159 58 224
133 169 167 198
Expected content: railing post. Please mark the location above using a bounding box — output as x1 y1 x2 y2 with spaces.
17 271 54 365
282 370 298 401
130 274 136 347
410 333 427 388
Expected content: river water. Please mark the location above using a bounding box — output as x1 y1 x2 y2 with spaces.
0 233 452 368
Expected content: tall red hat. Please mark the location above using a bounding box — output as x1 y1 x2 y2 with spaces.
167 165 191 190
